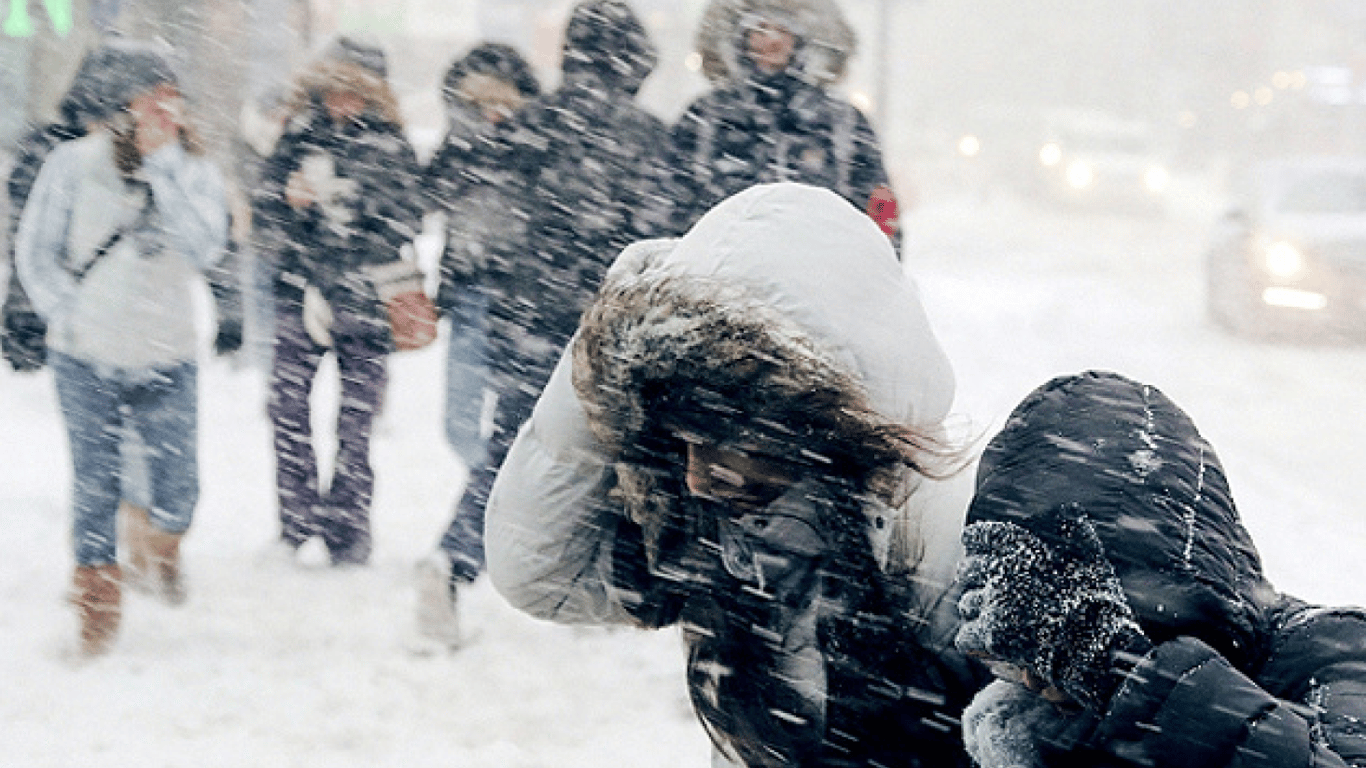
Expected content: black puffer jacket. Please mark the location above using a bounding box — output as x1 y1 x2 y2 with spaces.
501 0 673 348
963 371 1366 768
423 43 540 316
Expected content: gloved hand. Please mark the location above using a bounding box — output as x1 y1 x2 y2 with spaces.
213 317 243 356
955 505 1152 711
2 308 47 372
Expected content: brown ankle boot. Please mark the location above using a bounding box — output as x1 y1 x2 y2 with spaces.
71 564 122 656
144 527 186 606
119 502 152 591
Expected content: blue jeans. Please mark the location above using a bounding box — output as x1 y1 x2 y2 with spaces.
443 286 491 469
51 353 199 567
438 325 558 583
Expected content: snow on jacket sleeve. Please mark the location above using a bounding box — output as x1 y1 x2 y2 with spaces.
484 346 640 626
1061 632 1366 768
14 142 81 324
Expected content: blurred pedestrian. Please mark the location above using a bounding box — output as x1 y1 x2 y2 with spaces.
413 42 540 644
413 0 674 644
486 182 987 766
956 371 1366 768
14 39 229 656
253 36 425 566
673 0 901 242
6 47 245 566
7 46 246 372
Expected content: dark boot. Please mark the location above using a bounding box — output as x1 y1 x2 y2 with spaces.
71 564 122 656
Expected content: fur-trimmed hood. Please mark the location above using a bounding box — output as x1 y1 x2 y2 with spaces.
284 37 403 128
695 0 856 86
572 182 958 573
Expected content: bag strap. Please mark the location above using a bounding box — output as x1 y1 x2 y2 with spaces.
69 181 154 283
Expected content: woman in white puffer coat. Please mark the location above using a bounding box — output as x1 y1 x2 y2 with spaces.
16 40 228 656
486 182 986 767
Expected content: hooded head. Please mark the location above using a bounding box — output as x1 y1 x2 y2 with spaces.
966 371 1279 668
327 35 388 79
695 0 856 87
56 48 110 128
441 42 540 124
560 0 657 96
573 182 958 572
65 38 179 125
288 35 403 126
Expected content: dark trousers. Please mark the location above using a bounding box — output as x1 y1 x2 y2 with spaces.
267 302 387 565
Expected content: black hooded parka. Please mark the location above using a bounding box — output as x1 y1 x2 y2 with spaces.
965 371 1366 768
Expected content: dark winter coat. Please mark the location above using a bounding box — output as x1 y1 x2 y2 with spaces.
254 96 422 348
499 0 674 349
670 2 893 238
961 371 1366 768
423 44 538 318
486 183 983 768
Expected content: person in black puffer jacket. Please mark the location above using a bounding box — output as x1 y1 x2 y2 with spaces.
414 41 540 645
418 0 676 644
253 35 423 566
956 370 1366 768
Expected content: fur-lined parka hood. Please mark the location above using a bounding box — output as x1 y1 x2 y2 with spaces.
695 0 856 86
572 182 959 574
285 36 403 128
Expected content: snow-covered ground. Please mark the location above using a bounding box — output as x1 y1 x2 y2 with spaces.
5 182 1366 766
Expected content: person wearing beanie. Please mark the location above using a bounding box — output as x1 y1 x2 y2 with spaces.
414 41 540 645
485 183 988 767
253 36 424 567
413 0 674 645
955 371 1366 768
671 0 901 246
14 39 229 656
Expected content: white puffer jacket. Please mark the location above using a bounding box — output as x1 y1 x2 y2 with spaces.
485 182 972 652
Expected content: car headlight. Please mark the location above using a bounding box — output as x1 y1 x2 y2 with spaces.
957 134 981 158
1039 143 1061 166
1263 240 1306 278
1143 166 1170 193
1066 160 1094 189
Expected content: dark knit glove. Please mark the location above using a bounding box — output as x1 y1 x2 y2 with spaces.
213 317 244 357
956 506 1152 711
2 307 47 372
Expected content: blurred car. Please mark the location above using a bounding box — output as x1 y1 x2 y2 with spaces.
1032 108 1170 213
1206 157 1366 338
